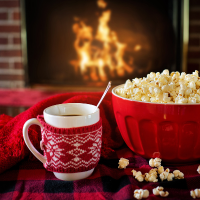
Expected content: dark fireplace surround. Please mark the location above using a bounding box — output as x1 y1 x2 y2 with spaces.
21 0 187 89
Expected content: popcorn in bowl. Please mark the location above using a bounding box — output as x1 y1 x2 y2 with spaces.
115 70 200 103
112 69 200 164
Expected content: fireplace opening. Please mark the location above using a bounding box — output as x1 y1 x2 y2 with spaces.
21 0 186 89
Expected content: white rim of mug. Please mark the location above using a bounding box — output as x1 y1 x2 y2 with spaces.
43 103 99 117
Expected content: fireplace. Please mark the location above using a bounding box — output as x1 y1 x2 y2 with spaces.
20 0 188 89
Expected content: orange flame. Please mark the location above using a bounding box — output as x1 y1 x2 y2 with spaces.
70 0 134 81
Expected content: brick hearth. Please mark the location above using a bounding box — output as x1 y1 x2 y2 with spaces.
0 0 23 88
0 0 200 88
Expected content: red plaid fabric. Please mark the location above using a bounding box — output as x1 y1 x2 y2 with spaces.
0 145 199 200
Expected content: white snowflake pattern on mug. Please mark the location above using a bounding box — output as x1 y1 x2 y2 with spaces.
46 140 65 162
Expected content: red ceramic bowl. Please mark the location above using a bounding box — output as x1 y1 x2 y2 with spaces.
112 84 200 164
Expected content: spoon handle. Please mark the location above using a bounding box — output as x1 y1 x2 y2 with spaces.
96 81 111 108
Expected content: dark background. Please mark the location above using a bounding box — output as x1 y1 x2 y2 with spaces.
25 0 177 87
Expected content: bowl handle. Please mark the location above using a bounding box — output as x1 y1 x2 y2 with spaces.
23 118 47 164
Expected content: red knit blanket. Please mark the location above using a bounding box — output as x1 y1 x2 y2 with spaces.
0 92 124 174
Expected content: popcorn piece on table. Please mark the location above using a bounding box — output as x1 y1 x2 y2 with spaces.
132 169 137 176
149 168 158 175
145 168 158 182
118 158 129 169
149 157 162 168
191 189 200 199
158 166 164 174
197 165 200 174
145 173 158 182
173 170 184 179
131 170 145 182
167 172 174 181
153 186 169 197
134 189 149 199
160 168 170 181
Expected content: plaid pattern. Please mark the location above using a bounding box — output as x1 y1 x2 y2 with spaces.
0 145 199 200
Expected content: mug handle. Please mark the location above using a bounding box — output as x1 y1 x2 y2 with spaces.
23 118 46 164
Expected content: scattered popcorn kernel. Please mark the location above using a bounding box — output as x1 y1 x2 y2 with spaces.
132 170 145 182
160 191 169 197
173 170 184 179
149 157 162 168
142 190 149 198
149 168 158 175
132 169 137 177
191 189 200 199
197 165 200 174
153 186 169 197
153 186 163 195
191 190 196 199
145 172 158 182
118 158 129 169
144 168 158 182
160 168 170 181
134 189 149 199
135 171 145 182
158 166 164 174
167 173 174 181
116 70 200 104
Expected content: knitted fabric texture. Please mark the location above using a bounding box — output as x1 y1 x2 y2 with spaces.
37 115 102 173
0 92 124 174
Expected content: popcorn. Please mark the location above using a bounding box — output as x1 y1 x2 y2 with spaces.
180 72 186 79
158 166 164 174
188 81 196 89
193 70 199 77
163 93 171 102
134 189 149 199
116 70 200 104
161 85 170 92
145 169 158 182
145 173 158 182
162 69 169 76
135 172 145 182
131 170 145 182
118 158 129 169
188 97 197 103
167 173 174 181
149 168 158 175
124 79 133 89
197 165 200 174
153 186 169 197
191 189 200 199
132 169 137 176
141 95 150 102
173 170 184 179
129 158 185 184
160 168 170 181
149 158 162 168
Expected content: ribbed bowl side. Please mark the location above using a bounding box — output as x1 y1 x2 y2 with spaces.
112 88 200 164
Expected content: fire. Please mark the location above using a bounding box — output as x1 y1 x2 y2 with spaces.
97 0 107 9
70 0 134 81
